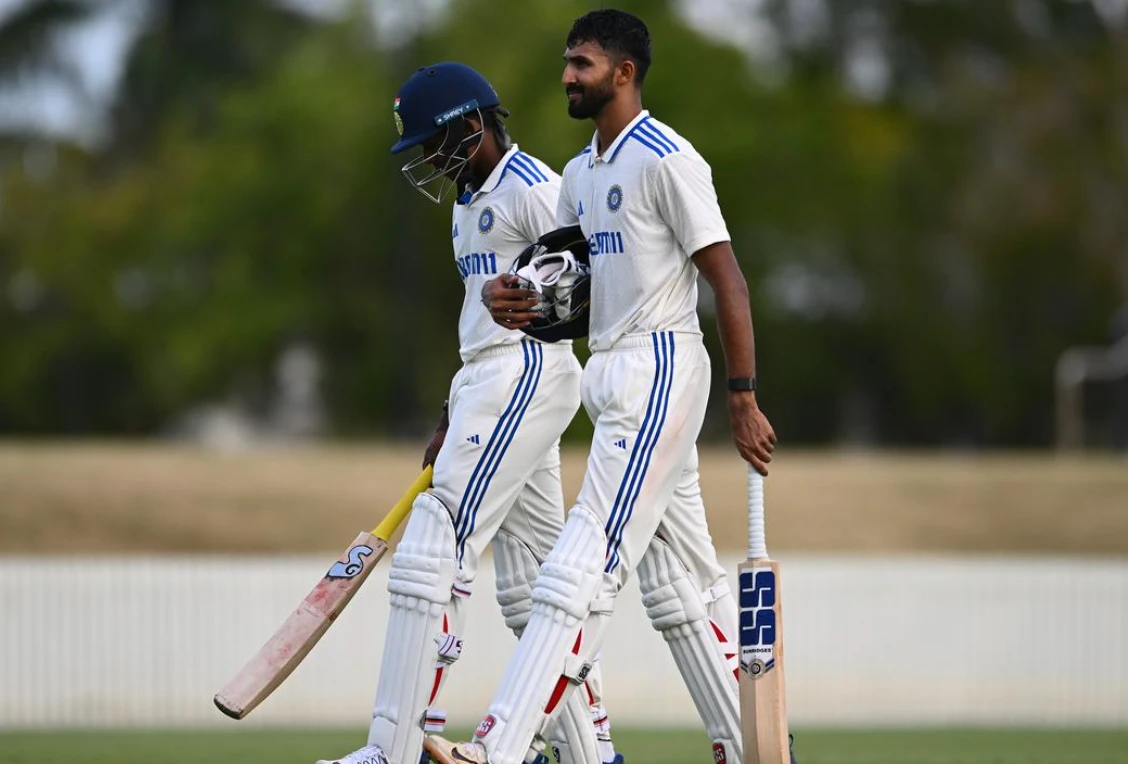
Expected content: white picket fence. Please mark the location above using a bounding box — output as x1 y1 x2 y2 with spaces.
1 554 1126 729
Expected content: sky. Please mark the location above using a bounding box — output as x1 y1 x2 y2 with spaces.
0 0 142 141
0 0 458 142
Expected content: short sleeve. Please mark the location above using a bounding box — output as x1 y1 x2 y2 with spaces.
556 164 579 228
649 151 730 257
513 179 561 244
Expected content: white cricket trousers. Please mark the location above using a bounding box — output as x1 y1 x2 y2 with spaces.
435 339 581 586
478 331 737 764
366 339 586 763
578 331 714 587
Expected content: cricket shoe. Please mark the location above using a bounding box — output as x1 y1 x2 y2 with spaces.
422 736 488 763
315 744 389 764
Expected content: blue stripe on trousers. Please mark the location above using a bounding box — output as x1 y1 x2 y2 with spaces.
454 341 543 564
604 332 674 573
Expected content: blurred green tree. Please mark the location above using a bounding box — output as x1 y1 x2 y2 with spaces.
0 0 1124 447
107 0 313 158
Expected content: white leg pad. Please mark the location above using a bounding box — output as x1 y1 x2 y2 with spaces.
638 536 742 764
367 492 460 764
493 529 540 637
548 691 602 764
475 507 614 764
495 530 603 764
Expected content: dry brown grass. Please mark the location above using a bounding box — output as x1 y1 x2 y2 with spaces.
1 442 1125 554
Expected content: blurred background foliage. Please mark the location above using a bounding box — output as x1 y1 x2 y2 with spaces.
0 0 1125 446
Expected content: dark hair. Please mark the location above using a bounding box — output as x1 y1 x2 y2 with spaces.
566 9 652 86
481 106 512 152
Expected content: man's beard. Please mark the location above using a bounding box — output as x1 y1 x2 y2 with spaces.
566 77 614 119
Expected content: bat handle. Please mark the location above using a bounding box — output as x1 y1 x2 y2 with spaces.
372 465 433 541
747 464 768 560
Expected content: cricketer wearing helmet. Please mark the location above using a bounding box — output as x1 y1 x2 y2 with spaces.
315 63 621 764
425 10 783 764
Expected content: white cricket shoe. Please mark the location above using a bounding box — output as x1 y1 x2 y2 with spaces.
422 736 488 764
315 744 389 764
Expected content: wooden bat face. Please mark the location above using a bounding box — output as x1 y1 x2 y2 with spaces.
214 532 389 719
213 466 432 721
739 558 790 764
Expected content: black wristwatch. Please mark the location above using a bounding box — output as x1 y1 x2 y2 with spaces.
727 377 757 392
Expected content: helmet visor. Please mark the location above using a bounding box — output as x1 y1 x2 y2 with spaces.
400 114 484 204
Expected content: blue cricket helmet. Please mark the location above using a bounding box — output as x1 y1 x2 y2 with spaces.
391 62 502 155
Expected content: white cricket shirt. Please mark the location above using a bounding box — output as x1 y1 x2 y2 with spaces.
452 144 563 362
556 110 730 351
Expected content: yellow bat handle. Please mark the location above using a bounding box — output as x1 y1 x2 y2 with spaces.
371 465 433 541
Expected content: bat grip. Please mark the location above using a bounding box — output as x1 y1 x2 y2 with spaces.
372 465 433 540
747 464 768 560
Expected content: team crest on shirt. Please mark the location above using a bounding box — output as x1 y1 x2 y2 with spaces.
478 207 495 233
393 97 403 136
607 184 623 212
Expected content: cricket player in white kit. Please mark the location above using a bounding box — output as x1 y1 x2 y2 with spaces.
425 11 778 764
317 62 622 764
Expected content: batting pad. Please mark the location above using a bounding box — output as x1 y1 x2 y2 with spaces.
477 506 615 764
494 529 603 764
493 529 541 636
368 492 460 764
549 692 604 764
638 536 742 763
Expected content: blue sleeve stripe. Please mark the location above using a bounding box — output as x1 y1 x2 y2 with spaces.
516 152 545 182
502 156 536 186
637 120 679 154
514 153 549 183
630 130 670 158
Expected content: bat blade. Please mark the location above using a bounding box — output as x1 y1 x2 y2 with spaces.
213 466 431 720
738 557 790 764
214 531 388 719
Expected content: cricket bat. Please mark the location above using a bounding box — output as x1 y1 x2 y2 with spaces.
738 466 791 764
213 465 433 720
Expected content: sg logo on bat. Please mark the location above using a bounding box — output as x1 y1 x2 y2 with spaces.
327 544 374 579
738 567 776 679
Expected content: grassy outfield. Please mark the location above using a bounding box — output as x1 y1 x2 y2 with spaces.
2 728 1127 764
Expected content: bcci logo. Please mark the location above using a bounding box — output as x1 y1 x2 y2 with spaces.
393 96 403 136
478 207 495 233
606 184 623 212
